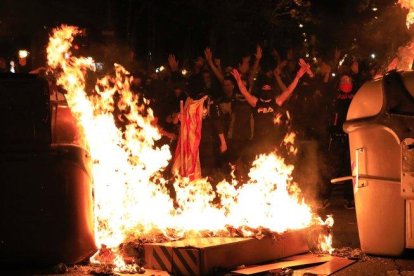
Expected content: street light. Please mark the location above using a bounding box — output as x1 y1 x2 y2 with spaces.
18 50 29 59
18 50 29 67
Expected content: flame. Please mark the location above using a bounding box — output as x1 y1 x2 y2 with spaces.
282 131 298 155
273 112 282 125
319 216 334 254
319 233 334 254
46 25 334 269
399 0 414 28
395 41 414 71
387 2 414 72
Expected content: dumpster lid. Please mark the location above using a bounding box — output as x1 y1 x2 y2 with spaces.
347 71 414 121
346 78 383 121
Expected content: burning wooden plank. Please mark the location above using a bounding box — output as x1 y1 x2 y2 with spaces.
144 230 308 275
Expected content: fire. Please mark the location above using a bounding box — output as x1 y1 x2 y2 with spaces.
282 131 298 155
395 41 414 71
273 112 282 125
319 215 334 254
46 25 333 270
388 2 414 72
399 0 414 28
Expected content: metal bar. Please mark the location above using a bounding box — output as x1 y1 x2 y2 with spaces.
331 176 353 183
355 148 363 188
331 175 400 184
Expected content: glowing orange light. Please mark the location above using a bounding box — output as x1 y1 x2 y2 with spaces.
18 50 29 59
399 0 414 28
46 25 334 270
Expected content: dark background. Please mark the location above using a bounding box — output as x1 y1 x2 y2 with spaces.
0 0 411 69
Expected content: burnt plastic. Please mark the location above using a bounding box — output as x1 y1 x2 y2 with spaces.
343 71 414 256
0 74 96 265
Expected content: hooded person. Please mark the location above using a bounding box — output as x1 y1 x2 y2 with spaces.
230 61 309 156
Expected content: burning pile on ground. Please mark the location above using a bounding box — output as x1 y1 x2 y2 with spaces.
46 24 333 272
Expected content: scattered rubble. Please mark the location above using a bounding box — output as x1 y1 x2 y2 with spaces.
332 247 370 261
387 270 414 276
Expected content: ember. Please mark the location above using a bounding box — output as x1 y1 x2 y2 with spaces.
46 24 333 271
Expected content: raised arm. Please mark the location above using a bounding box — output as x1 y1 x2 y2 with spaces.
273 60 288 91
204 48 224 84
322 62 332 83
248 45 262 90
230 69 258 107
168 54 179 72
275 60 309 106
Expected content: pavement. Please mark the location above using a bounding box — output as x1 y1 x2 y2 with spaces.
318 185 414 276
1 185 414 275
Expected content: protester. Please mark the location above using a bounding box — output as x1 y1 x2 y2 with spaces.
0 57 8 73
230 60 310 158
328 73 359 209
6 30 383 209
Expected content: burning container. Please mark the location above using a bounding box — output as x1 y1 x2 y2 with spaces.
343 70 414 256
0 74 96 265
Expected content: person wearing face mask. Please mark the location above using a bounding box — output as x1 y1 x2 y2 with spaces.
328 73 358 209
332 74 356 132
230 61 309 158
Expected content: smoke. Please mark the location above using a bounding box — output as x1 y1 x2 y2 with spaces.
291 140 321 206
74 36 142 76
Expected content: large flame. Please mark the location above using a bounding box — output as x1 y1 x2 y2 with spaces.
399 0 414 28
388 2 414 71
46 25 333 269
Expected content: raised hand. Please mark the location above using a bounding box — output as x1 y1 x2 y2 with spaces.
220 141 227 153
271 48 281 62
299 58 313 77
241 55 250 64
230 68 241 81
168 54 179 72
255 45 263 60
351 58 359 74
324 63 332 76
204 48 213 62
297 59 311 78
334 47 341 61
214 58 221 67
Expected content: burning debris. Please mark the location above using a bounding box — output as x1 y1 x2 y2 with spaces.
46 24 333 272
399 0 414 28
332 247 370 262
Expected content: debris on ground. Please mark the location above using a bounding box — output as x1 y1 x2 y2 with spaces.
332 247 370 261
67 264 119 276
50 262 68 274
387 270 414 276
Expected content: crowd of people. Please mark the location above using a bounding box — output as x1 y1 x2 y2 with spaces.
123 44 384 209
1 40 385 209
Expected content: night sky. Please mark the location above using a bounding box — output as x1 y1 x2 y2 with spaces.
0 0 411 68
